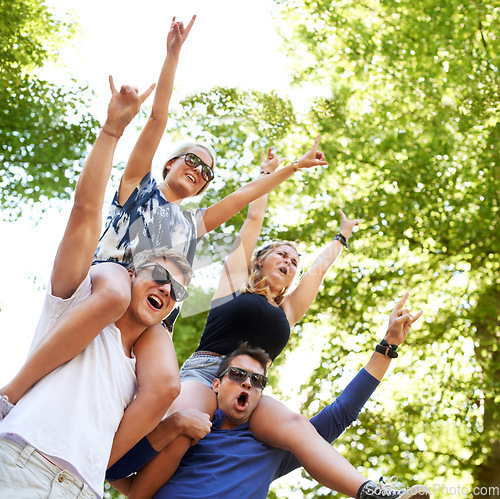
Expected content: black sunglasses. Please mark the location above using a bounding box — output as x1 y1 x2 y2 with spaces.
136 264 188 302
219 366 268 390
174 152 214 182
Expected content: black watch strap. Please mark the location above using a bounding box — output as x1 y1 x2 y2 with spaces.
334 233 348 250
375 339 399 358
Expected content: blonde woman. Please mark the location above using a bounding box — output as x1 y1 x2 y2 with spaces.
108 149 370 498
0 18 327 469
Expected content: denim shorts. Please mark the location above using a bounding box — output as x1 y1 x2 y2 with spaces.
179 352 225 388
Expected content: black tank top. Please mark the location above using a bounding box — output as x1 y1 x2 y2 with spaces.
196 292 291 360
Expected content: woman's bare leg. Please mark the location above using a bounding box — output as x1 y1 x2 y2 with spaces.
249 395 366 497
0 263 131 403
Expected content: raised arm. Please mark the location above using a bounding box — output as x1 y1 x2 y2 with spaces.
364 292 423 380
199 134 328 237
213 148 285 299
118 16 196 205
51 78 154 299
281 209 359 326
276 293 423 478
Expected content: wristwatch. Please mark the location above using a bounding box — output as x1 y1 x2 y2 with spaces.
375 339 398 358
334 233 348 250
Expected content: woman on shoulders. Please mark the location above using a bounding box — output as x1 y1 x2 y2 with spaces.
111 148 365 498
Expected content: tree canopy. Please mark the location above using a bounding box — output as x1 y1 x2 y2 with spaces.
0 0 98 218
168 1 499 497
3 1 497 497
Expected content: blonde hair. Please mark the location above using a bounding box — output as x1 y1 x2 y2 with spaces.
131 247 193 286
241 241 300 306
162 141 217 196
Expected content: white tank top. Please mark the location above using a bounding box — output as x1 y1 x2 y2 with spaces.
0 276 138 497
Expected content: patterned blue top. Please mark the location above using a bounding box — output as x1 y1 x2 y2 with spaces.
94 173 206 266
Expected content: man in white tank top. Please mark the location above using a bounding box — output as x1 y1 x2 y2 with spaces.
0 81 191 498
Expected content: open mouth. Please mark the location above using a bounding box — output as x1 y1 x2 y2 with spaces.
278 266 287 275
147 294 163 310
185 173 196 183
236 391 249 410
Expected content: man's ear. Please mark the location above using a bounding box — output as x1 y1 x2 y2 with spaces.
128 269 135 279
212 377 220 394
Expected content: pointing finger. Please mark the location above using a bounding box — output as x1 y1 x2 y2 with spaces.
186 14 196 31
411 309 423 324
393 292 410 313
312 133 321 151
140 83 156 103
108 75 117 94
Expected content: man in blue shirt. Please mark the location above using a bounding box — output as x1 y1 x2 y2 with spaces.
108 295 431 499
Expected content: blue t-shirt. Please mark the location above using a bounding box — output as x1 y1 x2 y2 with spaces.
107 368 379 498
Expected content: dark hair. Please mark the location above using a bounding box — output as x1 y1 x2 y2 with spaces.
217 342 271 378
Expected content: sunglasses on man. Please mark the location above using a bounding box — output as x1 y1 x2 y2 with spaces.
136 263 189 302
173 152 214 182
219 366 268 390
